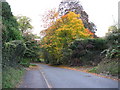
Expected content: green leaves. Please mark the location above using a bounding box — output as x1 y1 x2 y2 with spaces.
3 40 27 67
104 26 120 59
2 2 22 43
16 15 33 33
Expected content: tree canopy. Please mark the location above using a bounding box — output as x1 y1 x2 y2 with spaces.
16 15 33 34
58 0 97 34
2 2 22 42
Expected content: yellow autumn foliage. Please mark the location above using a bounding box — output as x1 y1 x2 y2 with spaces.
40 11 94 62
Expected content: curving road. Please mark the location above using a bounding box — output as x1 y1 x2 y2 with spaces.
19 63 119 89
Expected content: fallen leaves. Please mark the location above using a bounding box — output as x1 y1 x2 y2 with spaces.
25 65 39 70
56 65 120 81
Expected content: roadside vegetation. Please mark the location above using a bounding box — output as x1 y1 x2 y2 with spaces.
89 26 120 76
1 0 119 88
2 2 40 88
2 67 24 88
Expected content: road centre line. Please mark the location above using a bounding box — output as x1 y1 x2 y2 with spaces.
38 66 52 88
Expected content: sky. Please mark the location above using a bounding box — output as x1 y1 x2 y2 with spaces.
6 0 119 37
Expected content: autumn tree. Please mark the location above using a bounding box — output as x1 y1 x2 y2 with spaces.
40 12 94 65
58 0 97 34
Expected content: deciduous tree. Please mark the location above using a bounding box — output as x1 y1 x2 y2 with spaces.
40 12 94 64
58 0 97 34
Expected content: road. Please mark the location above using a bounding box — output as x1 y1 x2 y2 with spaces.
19 63 119 88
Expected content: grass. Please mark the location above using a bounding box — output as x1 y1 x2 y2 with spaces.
39 59 44 62
2 66 25 88
30 63 37 66
96 60 119 75
20 58 30 67
88 67 97 73
88 59 119 76
0 71 2 89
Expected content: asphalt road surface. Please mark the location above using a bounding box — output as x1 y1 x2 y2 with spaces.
19 63 119 88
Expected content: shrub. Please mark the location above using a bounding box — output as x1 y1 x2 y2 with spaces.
20 58 30 67
61 48 72 65
103 26 120 59
2 40 27 67
23 40 41 62
65 38 107 66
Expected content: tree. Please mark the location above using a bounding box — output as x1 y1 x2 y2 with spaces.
41 9 59 29
2 2 27 68
16 15 33 34
40 12 94 65
106 25 119 44
108 25 117 33
2 2 22 42
58 0 83 16
58 0 97 34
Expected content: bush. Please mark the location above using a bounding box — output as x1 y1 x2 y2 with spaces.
23 40 41 62
91 38 107 50
89 26 120 76
61 48 72 65
69 38 107 51
2 40 27 67
104 27 120 59
64 38 107 66
20 58 30 67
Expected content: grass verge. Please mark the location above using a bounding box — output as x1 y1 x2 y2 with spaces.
2 66 25 88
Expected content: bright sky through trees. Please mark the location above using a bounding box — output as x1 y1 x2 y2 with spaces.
6 0 119 37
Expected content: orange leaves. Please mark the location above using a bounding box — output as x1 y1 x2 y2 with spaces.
85 29 94 36
61 14 68 19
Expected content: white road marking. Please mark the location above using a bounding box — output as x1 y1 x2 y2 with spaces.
38 66 52 88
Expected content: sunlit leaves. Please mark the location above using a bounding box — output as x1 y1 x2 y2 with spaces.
16 15 33 34
41 11 94 48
